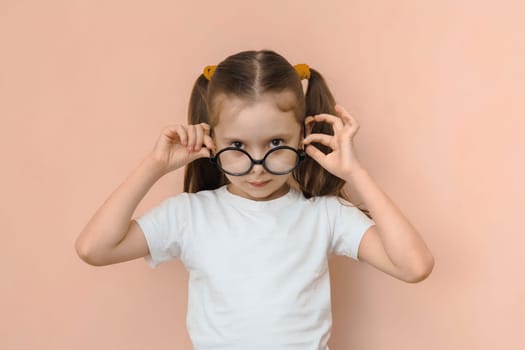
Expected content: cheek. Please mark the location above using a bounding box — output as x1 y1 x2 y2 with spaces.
224 174 239 184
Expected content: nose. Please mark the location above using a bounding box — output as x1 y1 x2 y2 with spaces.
250 162 266 175
249 149 267 174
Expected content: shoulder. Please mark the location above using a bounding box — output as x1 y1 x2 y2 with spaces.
288 191 341 222
322 193 358 207
296 191 352 207
178 186 226 209
152 189 211 210
312 194 366 221
189 186 224 200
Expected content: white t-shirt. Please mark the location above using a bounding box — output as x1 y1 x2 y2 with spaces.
135 184 375 350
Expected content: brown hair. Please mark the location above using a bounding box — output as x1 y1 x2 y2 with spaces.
183 49 371 218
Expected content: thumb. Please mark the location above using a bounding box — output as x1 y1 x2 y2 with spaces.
194 146 211 159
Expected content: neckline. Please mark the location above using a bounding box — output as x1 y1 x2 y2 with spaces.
218 184 299 211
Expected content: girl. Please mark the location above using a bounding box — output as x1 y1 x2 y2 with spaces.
76 49 434 349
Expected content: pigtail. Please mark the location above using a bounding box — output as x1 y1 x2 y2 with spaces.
183 74 226 193
293 68 372 219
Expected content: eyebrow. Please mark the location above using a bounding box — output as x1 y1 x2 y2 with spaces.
221 132 294 143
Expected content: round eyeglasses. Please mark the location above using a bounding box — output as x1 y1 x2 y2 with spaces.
209 145 306 176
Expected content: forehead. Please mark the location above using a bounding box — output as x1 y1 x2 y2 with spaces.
213 92 300 139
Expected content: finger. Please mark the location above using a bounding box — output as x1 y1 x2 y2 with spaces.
194 124 204 151
161 125 177 141
343 116 360 138
196 145 211 158
304 144 326 165
186 125 196 151
304 116 316 135
335 104 356 126
303 120 311 137
164 124 186 145
187 143 211 161
203 134 216 152
199 122 211 135
312 113 344 132
303 133 333 147
305 116 315 125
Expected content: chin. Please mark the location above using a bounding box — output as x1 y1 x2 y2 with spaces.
244 181 290 200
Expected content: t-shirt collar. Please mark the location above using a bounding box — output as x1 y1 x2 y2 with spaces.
218 184 299 211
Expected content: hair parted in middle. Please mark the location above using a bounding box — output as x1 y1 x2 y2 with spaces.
184 49 370 218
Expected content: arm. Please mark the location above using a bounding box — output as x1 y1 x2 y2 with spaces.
75 122 215 266
75 155 166 266
345 168 435 283
303 106 434 283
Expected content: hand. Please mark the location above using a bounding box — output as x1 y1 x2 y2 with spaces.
302 104 365 180
149 123 216 174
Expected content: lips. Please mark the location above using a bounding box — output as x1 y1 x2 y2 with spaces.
248 180 271 186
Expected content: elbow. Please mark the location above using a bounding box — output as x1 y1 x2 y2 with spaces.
405 254 435 283
75 238 102 266
75 240 93 265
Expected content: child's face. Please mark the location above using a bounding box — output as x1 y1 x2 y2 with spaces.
212 93 303 201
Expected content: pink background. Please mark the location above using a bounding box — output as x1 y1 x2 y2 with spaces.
1 0 523 349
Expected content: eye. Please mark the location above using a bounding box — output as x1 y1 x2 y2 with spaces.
270 138 284 147
230 141 244 149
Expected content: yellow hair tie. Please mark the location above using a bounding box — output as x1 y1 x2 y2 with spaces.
202 63 310 81
294 63 311 80
203 65 217 80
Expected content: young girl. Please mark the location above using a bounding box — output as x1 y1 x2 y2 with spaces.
76 49 434 349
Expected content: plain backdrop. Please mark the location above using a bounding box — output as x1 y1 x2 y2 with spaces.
1 0 523 349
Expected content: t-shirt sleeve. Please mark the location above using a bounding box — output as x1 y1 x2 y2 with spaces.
133 193 189 269
326 196 376 261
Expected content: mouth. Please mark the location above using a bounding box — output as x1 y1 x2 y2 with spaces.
248 180 271 187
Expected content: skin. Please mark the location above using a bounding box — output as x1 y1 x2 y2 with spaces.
302 105 435 282
184 95 434 283
75 90 434 283
211 92 304 201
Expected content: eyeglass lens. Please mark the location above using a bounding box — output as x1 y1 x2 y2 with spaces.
217 148 298 175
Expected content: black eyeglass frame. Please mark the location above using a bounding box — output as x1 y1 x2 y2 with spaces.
209 124 307 176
